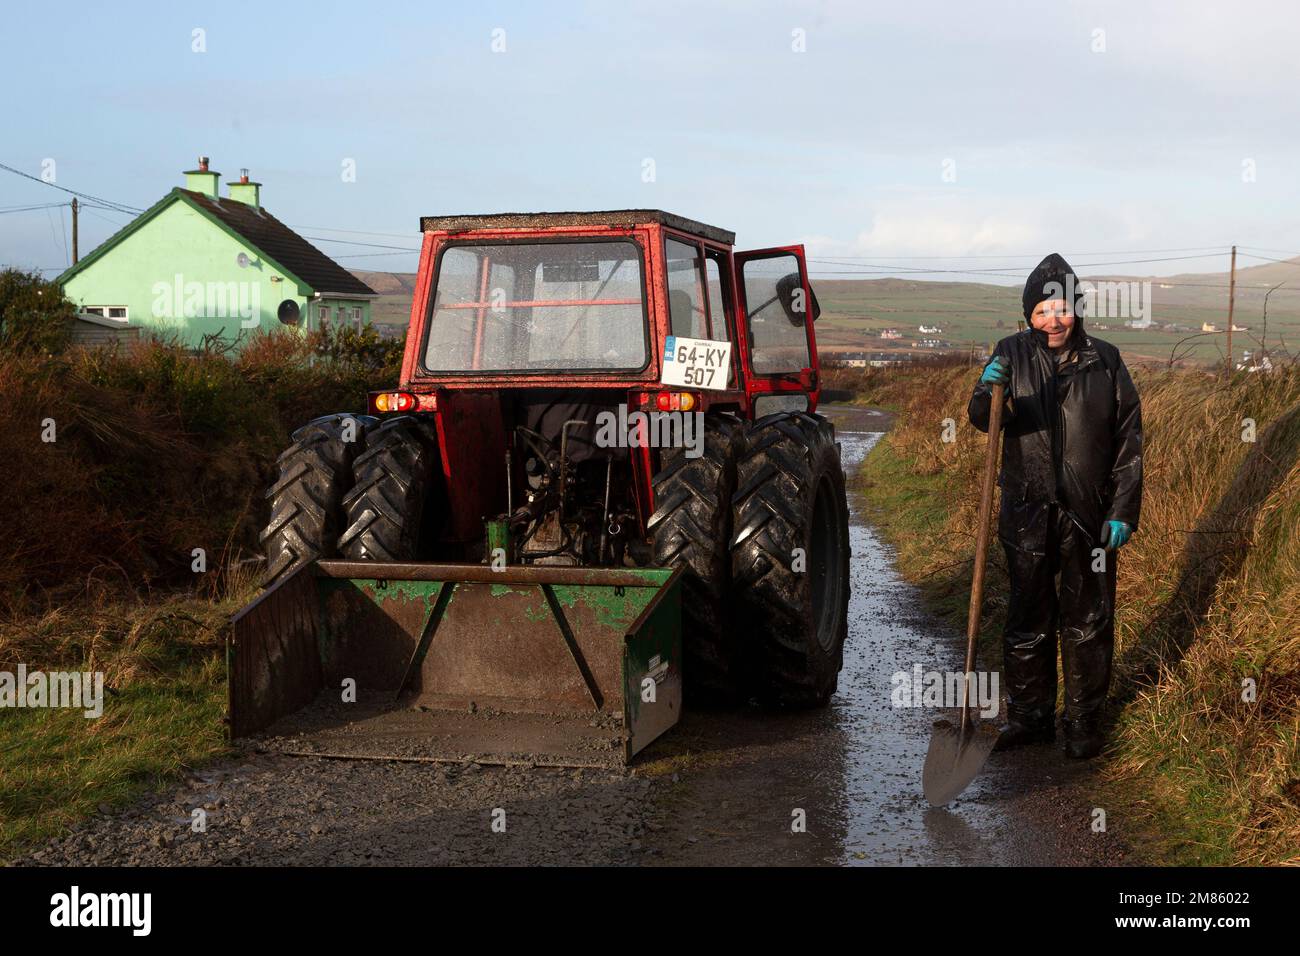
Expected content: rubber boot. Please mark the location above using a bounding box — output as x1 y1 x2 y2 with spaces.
993 714 1055 752
1062 717 1104 759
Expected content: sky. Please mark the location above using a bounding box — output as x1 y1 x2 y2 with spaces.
3 0 1299 284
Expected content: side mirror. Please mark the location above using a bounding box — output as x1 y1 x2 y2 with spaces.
775 273 820 327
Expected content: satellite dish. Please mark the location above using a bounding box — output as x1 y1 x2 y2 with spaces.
277 300 300 325
237 252 250 269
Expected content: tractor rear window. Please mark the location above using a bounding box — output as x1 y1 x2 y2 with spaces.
424 241 647 372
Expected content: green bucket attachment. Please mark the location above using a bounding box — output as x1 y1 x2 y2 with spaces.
229 561 682 767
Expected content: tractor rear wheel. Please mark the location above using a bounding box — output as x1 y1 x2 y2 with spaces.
647 414 743 703
260 413 373 587
730 413 850 707
338 415 438 561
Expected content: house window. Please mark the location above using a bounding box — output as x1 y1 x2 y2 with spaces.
84 306 129 322
352 307 364 331
317 304 331 329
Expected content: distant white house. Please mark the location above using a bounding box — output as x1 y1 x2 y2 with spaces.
918 324 942 334
1239 350 1274 373
880 328 903 340
824 350 908 368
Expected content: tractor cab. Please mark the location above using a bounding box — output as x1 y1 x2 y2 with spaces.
395 210 822 417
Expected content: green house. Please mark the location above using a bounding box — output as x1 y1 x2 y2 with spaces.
57 158 376 348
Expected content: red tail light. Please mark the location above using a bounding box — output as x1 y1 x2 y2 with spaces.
653 391 697 412
373 391 416 413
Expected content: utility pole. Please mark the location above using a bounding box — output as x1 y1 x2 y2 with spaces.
1225 244 1236 375
70 198 79 265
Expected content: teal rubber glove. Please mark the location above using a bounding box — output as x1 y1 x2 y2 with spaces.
979 355 1009 386
1102 520 1132 550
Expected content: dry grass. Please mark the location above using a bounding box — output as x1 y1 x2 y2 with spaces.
858 364 1300 865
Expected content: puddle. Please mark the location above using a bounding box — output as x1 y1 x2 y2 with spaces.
830 424 1045 864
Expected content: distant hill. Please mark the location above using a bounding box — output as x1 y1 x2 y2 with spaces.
353 270 419 325
353 254 1300 367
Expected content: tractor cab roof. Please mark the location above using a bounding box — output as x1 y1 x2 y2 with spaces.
418 210 735 246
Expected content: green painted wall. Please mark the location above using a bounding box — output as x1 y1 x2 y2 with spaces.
61 198 371 348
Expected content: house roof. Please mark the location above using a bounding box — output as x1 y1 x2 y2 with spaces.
57 188 375 298
73 310 130 329
419 210 736 246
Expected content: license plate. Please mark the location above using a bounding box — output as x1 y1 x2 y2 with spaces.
661 336 731 391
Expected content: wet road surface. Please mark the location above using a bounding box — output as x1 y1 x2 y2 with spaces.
642 406 1080 865
19 406 1124 867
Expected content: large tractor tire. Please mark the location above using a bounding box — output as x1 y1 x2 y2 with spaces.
647 414 743 703
260 413 373 587
338 415 438 561
730 412 850 707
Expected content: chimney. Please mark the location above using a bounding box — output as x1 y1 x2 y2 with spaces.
228 167 262 208
183 155 221 199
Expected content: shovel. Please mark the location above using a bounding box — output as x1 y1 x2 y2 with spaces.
922 381 1004 807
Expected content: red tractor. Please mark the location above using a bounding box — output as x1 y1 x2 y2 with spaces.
240 211 849 764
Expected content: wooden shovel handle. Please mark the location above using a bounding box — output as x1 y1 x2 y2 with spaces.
961 382 1004 733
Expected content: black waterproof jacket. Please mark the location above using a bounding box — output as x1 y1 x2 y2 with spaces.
968 325 1143 552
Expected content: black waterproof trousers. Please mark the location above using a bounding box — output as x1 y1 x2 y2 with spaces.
1002 504 1116 731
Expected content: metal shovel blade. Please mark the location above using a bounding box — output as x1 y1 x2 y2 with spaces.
922 717 1000 807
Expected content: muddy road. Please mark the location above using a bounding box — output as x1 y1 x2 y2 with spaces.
19 406 1130 867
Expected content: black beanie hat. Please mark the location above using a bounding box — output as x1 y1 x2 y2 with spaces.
1022 252 1083 324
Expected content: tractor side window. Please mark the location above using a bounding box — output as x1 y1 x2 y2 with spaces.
665 238 707 340
741 253 812 374
704 252 736 386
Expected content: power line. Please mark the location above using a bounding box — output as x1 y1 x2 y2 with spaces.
1239 245 1300 259
1237 252 1300 268
43 205 63 266
79 201 136 215
57 203 68 265
0 160 143 215
813 245 1229 261
300 234 421 252
809 263 1032 279
331 250 423 259
80 206 128 228
0 202 70 214
810 252 1229 277
289 223 420 240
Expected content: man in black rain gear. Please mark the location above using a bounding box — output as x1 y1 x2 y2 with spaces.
968 253 1143 759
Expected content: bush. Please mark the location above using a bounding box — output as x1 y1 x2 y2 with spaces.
0 268 74 355
0 321 406 614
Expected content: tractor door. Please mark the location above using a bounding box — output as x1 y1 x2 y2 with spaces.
734 245 821 417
